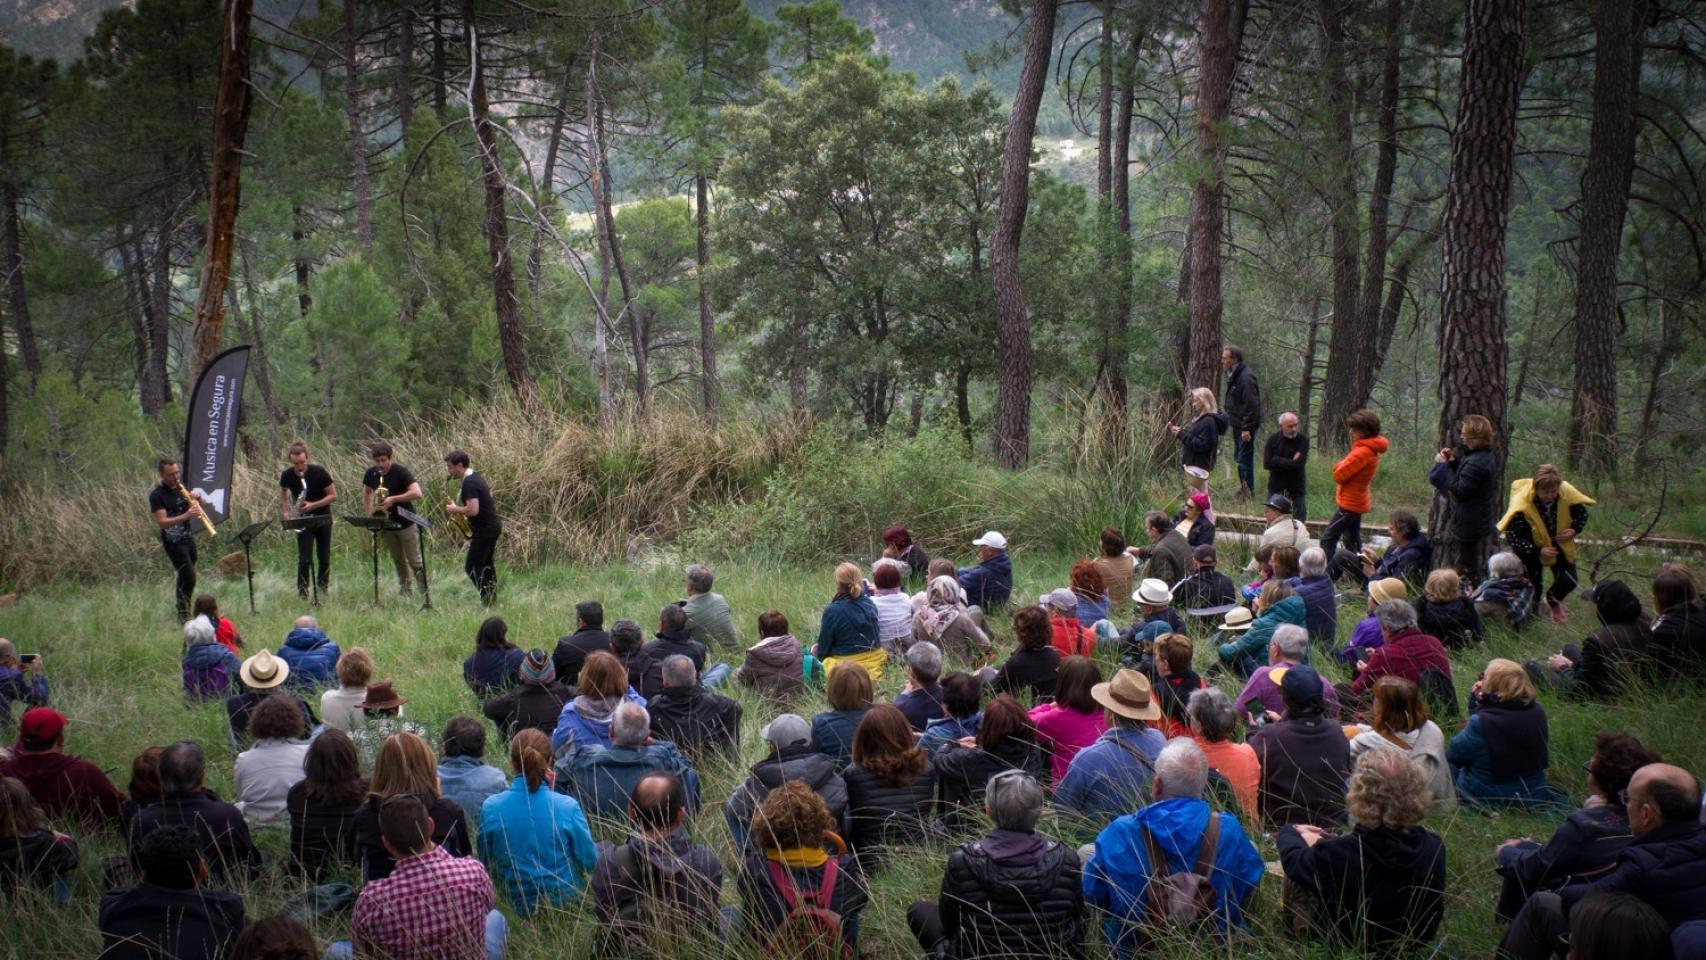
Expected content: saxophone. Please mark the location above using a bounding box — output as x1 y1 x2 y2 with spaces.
446 479 473 541
291 473 308 518
176 479 218 539
371 476 390 519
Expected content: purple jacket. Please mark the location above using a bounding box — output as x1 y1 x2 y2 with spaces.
1335 615 1385 664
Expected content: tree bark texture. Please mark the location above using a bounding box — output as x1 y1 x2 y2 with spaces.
462 1 538 410
2 152 40 386
1104 12 1143 420
1185 0 1232 394
292 207 312 318
587 50 645 417
1432 0 1525 574
696 170 719 424
1314 0 1363 450
1567 0 1646 471
990 0 1058 468
189 0 256 380
344 0 373 255
142 214 174 414
528 60 575 299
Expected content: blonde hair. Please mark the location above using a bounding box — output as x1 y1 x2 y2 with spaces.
1189 387 1218 414
1460 414 1495 450
368 732 441 801
834 562 864 600
1347 748 1430 830
1534 464 1562 494
1481 658 1536 705
1424 569 1462 604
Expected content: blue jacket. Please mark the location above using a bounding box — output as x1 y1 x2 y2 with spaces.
810 708 868 769
1218 595 1306 664
1287 575 1338 646
1447 712 1556 807
464 647 526 697
1559 821 1706 931
549 689 648 753
1374 535 1433 585
958 553 1014 611
1054 726 1166 823
1084 797 1265 958
920 713 982 756
277 628 340 690
181 643 240 699
555 742 701 823
0 665 48 720
438 756 510 831
479 776 599 915
815 596 880 659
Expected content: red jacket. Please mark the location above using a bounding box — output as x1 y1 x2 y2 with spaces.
1350 627 1452 696
1332 435 1390 514
0 749 124 826
1048 614 1094 659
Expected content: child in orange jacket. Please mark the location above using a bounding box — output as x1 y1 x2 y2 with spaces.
1320 409 1390 563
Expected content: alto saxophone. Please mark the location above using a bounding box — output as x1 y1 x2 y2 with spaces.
447 481 473 541
177 480 218 539
371 479 390 519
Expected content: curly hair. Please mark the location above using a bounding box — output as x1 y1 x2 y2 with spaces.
1070 560 1106 599
249 694 307 741
1012 606 1053 652
1424 569 1462 604
1346 749 1430 830
751 780 834 851
851 704 927 787
1589 731 1663 800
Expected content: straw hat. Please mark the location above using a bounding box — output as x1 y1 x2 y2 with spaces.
239 650 289 690
1218 607 1255 631
1369 577 1408 606
1091 669 1162 722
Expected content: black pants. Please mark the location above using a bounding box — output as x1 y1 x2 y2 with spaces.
1319 508 1363 562
161 536 197 620
1453 534 1491 582
295 523 332 596
907 900 949 957
1329 548 1371 587
1495 891 1567 960
1517 549 1578 608
466 526 501 605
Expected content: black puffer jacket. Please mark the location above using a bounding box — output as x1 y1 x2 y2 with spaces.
1177 412 1230 471
647 685 741 758
1418 597 1484 650
935 829 1084 960
933 739 1049 820
1277 823 1445 955
842 763 935 865
1429 448 1499 540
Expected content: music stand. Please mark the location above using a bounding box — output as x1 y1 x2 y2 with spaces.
283 514 334 607
342 515 401 606
396 507 433 611
233 520 274 614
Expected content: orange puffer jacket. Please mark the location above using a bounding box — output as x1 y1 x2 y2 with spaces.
1332 435 1390 513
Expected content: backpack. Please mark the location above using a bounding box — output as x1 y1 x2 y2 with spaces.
763 858 851 960
1140 813 1221 929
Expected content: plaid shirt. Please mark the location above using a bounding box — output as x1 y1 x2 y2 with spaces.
352 845 495 960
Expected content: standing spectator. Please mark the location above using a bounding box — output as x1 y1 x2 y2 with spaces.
0 707 123 827
1175 545 1238 611
1345 677 1453 808
921 672 984 756
1346 600 1453 699
550 651 645 753
737 610 821 700
959 531 1015 612
1083 739 1265 958
648 655 742 758
1043 589 1095 658
352 732 472 882
1030 657 1108 783
645 604 710 675
276 615 340 690
1248 665 1351 828
1222 345 1262 497
1648 569 1706 675
843 704 936 868
552 600 613 688
726 715 848 851
735 782 868 955
1450 659 1560 808
1289 547 1338 645
1430 413 1501 577
682 563 739 649
227 651 317 745
1264 411 1310 520
610 619 663 701
869 561 915 653
1331 509 1433 588
881 524 930 587
1186 689 1260 821
480 729 598 915
1474 552 1537 630
461 617 523 699
337 795 503 960
285 728 366 878
811 661 874 770
1169 387 1230 489
1276 749 1447 953
587 772 725 954
1319 409 1388 561
559 702 701 824
988 606 1062 700
1217 580 1306 679
908 770 1083 959
0 775 78 897
1233 625 1341 722
815 562 884 679
181 617 239 702
912 576 994 663
482 648 573 742
436 718 508 832
1133 512 1192 587
100 825 245 960
1498 464 1594 624
1418 569 1485 650
191 594 244 656
232 694 310 826
1071 560 1112 630
1093 527 1138 619
1053 669 1165 822
932 696 1047 817
319 648 375 733
1528 579 1649 697
893 642 946 733
130 740 262 882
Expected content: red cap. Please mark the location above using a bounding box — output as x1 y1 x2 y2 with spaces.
19 707 66 749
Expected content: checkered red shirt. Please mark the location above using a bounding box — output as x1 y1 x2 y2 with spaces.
352 845 495 960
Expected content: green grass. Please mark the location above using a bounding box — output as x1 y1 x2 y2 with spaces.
0 539 1701 958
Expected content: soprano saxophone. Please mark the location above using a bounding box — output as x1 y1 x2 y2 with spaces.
176 479 218 539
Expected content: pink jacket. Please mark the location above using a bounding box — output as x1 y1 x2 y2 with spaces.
1029 701 1108 783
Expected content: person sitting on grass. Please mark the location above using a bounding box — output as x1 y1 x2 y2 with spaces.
0 775 78 899
648 654 741 759
913 575 994 664
1217 580 1306 679
437 717 508 832
189 593 243 657
1648 568 1706 676
815 562 884 680
1330 509 1433 590
276 615 339 690
1175 544 1238 612
726 714 848 851
318 647 375 734
811 661 874 771
682 563 739 649
1448 659 1561 809
552 599 612 687
352 732 472 882
559 702 701 825
908 770 1084 959
881 524 930 587
232 694 310 827
227 650 317 747
482 648 573 742
735 781 869 956
100 825 245 960
285 728 366 879
987 606 1062 700
1344 600 1453 700
130 740 262 883
1336 577 1408 666
1527 580 1649 698
1093 526 1139 619
893 641 946 733
1276 748 1447 955
1345 676 1453 809
1148 633 1203 738
1071 559 1113 630
228 917 316 960
1030 656 1108 784
1248 665 1350 828
736 610 822 700
350 681 424 769
1131 512 1192 588
1474 552 1537 631
959 530 1014 612
1054 669 1165 824
550 651 646 753
920 671 983 755
869 560 915 653
1418 568 1485 650
645 603 710 676
479 729 597 916
610 618 663 701
588 772 726 955
181 617 239 702
0 707 122 828
462 616 524 699
1187 688 1260 821
1289 547 1338 645
931 695 1048 821
1043 588 1095 658
0 639 48 737
842 704 936 871
1233 624 1339 724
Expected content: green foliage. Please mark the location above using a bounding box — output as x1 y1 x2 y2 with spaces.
276 258 404 435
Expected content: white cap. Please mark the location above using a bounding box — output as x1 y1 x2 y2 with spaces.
972 530 1008 550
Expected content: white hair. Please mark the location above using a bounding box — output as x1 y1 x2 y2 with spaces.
985 770 1045 832
1298 547 1329 578
1489 551 1524 580
905 641 943 686
1154 737 1209 801
184 616 217 647
611 701 651 748
1271 623 1309 661
1375 599 1419 633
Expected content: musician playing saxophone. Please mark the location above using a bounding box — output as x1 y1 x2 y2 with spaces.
444 449 502 606
149 458 204 620
361 442 426 598
278 440 338 599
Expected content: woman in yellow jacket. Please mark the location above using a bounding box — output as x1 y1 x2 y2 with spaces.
1497 464 1594 624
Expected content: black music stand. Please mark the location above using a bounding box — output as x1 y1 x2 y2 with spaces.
282 514 334 607
233 520 274 614
396 507 433 611
342 515 401 606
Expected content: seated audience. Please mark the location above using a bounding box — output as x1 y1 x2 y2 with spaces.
551 650 645 753
1177 491 1216 549
1123 579 1186 654
645 603 710 675
351 681 424 769
1276 749 1447 953
1248 665 1350 827
648 654 741 758
815 562 883 678
1563 893 1679 960
1254 494 1315 562
1186 689 1260 821
1217 580 1306 678
552 600 612 686
1649 568 1706 674
1030 656 1108 783
959 530 1014 611
1242 544 1276 603
0 776 78 896
893 642 946 732
869 561 915 653
100 825 245 960
1346 677 1453 808
1449 659 1560 808
913 574 994 662
226 651 316 745
1083 739 1265 958
1054 669 1165 822
1132 512 1192 587
181 617 239 701
318 647 374 733
843 704 936 868
462 616 524 698
1174 544 1238 611
479 729 597 915
1336 577 1407 665
1234 625 1339 722
1418 568 1485 650
286 728 366 878
0 707 123 826
119 747 164 841
1475 552 1536 630
130 741 261 882
881 524 931 587
1148 633 1203 737
559 702 701 824
232 694 310 826
988 605 1061 700
682 563 740 649
228 917 316 960
276 615 340 690
908 770 1084 959
737 610 822 699
1071 559 1112 628
610 618 663 701
726 713 848 850
1493 731 1659 922
482 648 573 741
1331 509 1432 587
588 772 725 954
1093 526 1139 619
1288 547 1338 645
932 695 1047 817
352 732 471 882
1529 579 1649 697
437 717 509 831
811 661 874 770
735 782 868 955
0 638 47 735
1346 599 1452 698
191 593 243 655
920 672 983 755
1044 589 1095 658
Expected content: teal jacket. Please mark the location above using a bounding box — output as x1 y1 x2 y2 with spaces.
1217 595 1307 664
479 776 599 915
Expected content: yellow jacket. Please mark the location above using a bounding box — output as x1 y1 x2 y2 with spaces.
1497 478 1595 564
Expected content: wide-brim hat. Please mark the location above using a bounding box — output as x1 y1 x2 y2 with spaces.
1092 669 1162 721
1219 606 1255 631
1369 577 1408 607
240 649 289 690
361 681 408 711
1133 578 1173 606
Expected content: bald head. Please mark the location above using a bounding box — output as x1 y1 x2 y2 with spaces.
294 615 318 630
1628 763 1703 834
1278 412 1300 437
629 772 685 835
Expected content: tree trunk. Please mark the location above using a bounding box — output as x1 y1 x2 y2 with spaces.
587 49 645 417
463 0 538 410
1299 297 1323 426
990 0 1058 468
291 207 312 318
589 127 613 430
396 5 414 135
1432 0 1525 574
1632 297 1674 465
1512 270 1543 406
955 360 974 451
1185 0 1233 393
431 2 447 115
144 221 174 413
527 60 575 299
1106 15 1144 420
1 157 40 387
696 170 719 424
1568 0 1646 471
1373 225 1438 376
229 257 281 454
189 0 255 380
118 234 149 395
344 0 373 255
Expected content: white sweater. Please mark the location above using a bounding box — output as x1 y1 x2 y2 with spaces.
234 739 310 825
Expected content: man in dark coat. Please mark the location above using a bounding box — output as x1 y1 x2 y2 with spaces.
647 655 741 758
723 714 849 850
958 531 1014 611
99 825 245 960
643 605 710 674
588 772 724 954
1247 665 1350 828
482 648 573 741
1222 346 1262 498
1136 512 1193 587
611 619 663 701
1263 411 1310 520
127 741 262 882
552 600 613 687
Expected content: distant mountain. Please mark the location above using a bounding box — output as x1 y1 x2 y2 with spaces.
1 0 124 61
746 0 1022 86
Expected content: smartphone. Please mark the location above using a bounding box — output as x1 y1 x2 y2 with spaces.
19 653 37 664
1247 702 1267 727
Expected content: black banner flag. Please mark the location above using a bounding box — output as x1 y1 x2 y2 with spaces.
181 346 250 525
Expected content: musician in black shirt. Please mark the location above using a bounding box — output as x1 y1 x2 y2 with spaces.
444 449 502 605
360 442 425 597
148 458 204 619
278 440 338 598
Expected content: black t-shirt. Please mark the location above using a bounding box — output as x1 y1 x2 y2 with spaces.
149 483 192 542
361 464 417 521
459 471 500 530
278 465 335 516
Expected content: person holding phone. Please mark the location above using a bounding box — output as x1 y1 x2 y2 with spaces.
0 639 48 724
